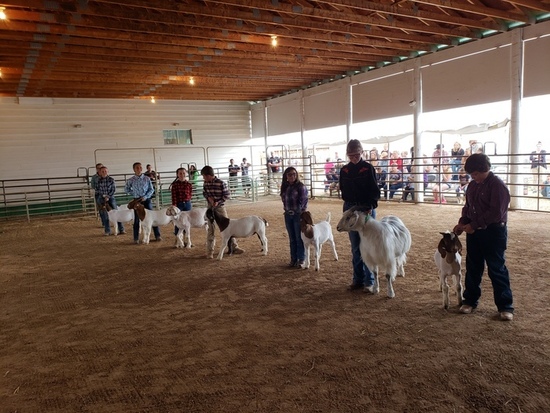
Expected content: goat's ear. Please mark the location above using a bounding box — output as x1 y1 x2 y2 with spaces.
455 235 463 255
106 203 113 212
437 240 447 258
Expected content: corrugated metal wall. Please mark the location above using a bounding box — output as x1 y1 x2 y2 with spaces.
0 98 252 180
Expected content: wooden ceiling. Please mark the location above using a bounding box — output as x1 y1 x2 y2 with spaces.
0 0 549 102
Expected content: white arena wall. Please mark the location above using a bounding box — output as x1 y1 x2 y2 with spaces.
0 98 253 180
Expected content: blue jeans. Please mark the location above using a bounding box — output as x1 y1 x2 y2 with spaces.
451 159 461 180
96 196 124 234
284 211 305 264
463 224 514 313
174 201 192 235
133 198 160 241
344 203 376 286
389 182 404 199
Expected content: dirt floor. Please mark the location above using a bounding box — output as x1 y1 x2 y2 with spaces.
1 197 549 413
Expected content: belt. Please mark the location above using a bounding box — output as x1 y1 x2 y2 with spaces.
346 202 371 207
285 210 300 215
485 222 506 229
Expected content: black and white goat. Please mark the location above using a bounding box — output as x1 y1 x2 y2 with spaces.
127 200 171 244
336 207 411 298
205 208 268 260
299 211 338 271
165 206 208 248
434 231 463 309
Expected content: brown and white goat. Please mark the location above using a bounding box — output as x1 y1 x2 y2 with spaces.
127 200 171 244
206 208 268 260
300 211 338 271
434 231 463 309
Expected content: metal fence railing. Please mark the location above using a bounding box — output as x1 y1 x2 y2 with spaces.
1 153 549 221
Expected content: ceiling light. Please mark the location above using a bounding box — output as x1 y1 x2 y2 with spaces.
271 35 278 47
150 97 156 103
0 7 6 20
189 77 195 85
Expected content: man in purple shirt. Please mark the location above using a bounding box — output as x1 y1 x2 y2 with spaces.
453 153 514 321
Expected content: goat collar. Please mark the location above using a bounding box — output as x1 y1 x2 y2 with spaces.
364 214 371 223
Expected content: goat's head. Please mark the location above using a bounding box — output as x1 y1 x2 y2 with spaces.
166 205 181 217
438 231 462 263
205 207 216 224
127 199 140 210
336 206 371 232
98 201 112 212
127 201 146 221
206 207 230 231
300 211 314 239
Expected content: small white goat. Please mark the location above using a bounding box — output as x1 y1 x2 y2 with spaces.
434 231 463 309
106 205 134 235
336 207 411 298
127 200 172 244
165 205 208 248
206 208 268 260
299 211 338 271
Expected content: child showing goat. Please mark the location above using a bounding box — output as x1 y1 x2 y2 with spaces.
337 207 411 298
299 211 338 271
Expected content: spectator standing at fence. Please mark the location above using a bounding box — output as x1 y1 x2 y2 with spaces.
125 162 161 244
451 142 465 180
530 141 547 193
96 166 125 236
228 159 240 196
453 153 514 321
280 167 308 268
170 167 193 237
339 139 380 292
144 164 160 202
201 165 244 258
267 152 282 192
241 158 252 197
324 158 336 193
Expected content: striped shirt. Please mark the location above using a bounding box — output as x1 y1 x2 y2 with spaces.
125 174 154 199
203 177 230 206
171 180 193 205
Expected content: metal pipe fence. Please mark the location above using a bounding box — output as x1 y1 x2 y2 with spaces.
1 153 548 221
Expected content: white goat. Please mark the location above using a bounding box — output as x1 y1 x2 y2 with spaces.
336 207 411 298
105 205 134 235
299 211 338 271
206 208 268 260
165 205 208 248
434 231 463 309
127 200 172 244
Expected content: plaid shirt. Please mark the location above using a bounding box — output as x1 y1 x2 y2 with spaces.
203 176 230 206
171 180 193 205
96 176 117 197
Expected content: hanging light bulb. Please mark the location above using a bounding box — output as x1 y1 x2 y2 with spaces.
189 77 195 85
150 96 156 103
271 35 278 47
0 7 6 20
